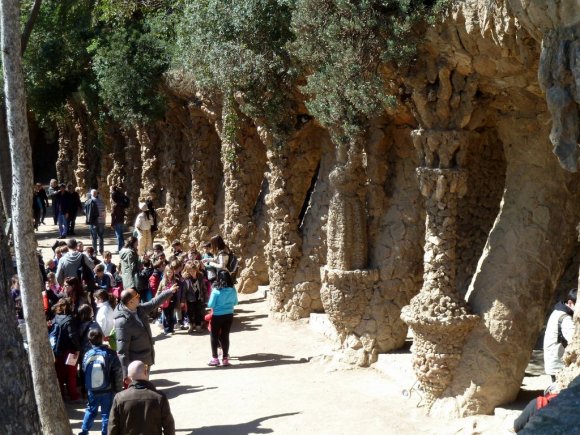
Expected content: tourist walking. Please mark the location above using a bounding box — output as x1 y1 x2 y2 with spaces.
67 183 82 235
108 360 175 435
33 182 49 228
54 183 72 238
51 298 81 402
135 202 153 256
207 270 238 367
85 189 106 255
111 185 129 253
79 329 124 435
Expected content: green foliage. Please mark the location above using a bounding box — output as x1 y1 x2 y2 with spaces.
23 0 95 124
89 16 173 126
174 0 296 133
290 0 450 141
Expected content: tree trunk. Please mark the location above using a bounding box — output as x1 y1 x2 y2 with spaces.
0 100 11 219
0 185 40 433
0 1 72 433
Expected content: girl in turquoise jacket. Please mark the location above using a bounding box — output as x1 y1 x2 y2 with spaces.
207 270 238 367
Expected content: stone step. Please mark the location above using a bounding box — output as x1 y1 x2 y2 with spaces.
309 312 338 342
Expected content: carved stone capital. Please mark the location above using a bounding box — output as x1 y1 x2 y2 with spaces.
411 129 473 169
416 167 468 202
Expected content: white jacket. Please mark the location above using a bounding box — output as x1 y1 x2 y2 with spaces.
135 212 152 232
543 302 575 375
96 301 115 337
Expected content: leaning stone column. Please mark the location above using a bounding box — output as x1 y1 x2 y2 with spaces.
401 130 478 407
320 139 379 366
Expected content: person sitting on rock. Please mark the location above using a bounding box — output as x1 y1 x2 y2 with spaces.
543 288 576 382
513 383 560 432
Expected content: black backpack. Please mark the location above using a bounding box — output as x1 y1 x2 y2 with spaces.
121 194 130 208
48 321 62 354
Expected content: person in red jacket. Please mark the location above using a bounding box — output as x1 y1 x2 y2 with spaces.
513 384 560 432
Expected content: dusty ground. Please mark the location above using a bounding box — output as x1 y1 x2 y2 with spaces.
33 216 551 434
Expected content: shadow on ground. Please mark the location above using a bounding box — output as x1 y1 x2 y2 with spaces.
152 353 309 375
176 412 301 435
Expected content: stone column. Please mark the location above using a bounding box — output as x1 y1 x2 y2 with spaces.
320 138 379 366
136 125 159 203
401 129 478 407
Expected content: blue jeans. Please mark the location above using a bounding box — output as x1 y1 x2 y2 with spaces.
89 223 105 253
57 214 69 237
80 390 114 435
113 223 124 252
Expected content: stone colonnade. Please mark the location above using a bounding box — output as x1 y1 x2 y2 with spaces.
401 129 478 406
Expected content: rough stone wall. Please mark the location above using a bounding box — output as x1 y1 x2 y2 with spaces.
213 102 268 263
121 128 142 227
290 129 334 311
55 103 77 185
104 124 128 212
265 122 323 319
430 113 580 417
136 125 160 204
155 104 194 243
456 128 506 294
370 126 424 352
181 109 223 247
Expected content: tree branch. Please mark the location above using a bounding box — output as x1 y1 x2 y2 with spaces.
20 0 43 55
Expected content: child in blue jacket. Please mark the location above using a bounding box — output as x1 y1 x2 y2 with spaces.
207 270 238 367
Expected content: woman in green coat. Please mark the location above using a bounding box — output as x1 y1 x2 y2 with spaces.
119 236 140 290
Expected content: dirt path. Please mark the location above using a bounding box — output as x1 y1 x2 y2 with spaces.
34 216 539 434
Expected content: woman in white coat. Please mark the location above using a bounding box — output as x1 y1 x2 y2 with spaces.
134 202 153 256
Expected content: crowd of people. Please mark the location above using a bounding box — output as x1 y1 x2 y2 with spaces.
13 181 240 434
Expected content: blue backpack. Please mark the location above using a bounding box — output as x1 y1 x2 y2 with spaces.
83 347 111 392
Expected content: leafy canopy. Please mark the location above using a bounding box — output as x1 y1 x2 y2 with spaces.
290 0 450 141
174 0 296 131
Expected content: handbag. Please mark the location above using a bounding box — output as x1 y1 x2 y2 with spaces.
81 255 96 292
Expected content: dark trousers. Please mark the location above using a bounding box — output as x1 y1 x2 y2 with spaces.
69 212 78 233
186 299 205 326
210 313 233 358
162 300 176 333
33 208 41 229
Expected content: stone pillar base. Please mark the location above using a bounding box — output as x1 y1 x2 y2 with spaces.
401 291 479 407
320 267 379 366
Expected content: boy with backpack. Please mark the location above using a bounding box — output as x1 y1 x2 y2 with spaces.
79 329 124 435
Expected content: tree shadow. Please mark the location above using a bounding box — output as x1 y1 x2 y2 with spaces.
152 353 309 375
236 297 265 306
231 314 268 333
158 384 216 400
176 412 300 434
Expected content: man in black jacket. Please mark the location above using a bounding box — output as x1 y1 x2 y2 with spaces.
54 183 73 238
108 360 175 435
67 183 82 235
